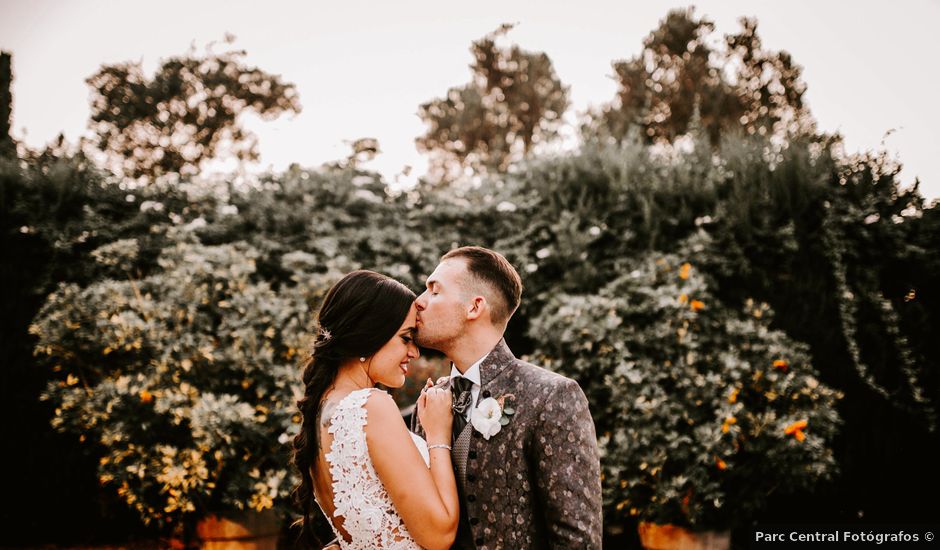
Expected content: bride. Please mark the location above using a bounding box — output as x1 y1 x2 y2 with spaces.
292 270 459 550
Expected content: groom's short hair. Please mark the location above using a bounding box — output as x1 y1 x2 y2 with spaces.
442 246 522 326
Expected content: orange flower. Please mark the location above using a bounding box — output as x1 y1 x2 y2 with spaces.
721 416 737 433
690 300 705 311
716 457 727 470
140 390 154 404
681 487 694 515
728 388 740 404
784 419 807 433
773 359 789 372
784 419 808 441
679 263 692 280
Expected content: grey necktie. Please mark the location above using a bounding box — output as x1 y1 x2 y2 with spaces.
450 376 474 441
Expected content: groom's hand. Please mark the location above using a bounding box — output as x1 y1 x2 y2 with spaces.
422 377 449 391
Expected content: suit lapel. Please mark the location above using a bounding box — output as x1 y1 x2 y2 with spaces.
448 339 516 474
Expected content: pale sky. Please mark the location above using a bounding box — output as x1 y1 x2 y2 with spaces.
2 0 938 200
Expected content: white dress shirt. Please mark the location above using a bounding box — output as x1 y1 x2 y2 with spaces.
450 355 484 421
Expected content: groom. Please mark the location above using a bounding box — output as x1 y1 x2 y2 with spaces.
411 246 602 549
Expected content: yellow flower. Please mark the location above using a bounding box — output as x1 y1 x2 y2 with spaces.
728 388 740 404
679 262 692 280
249 493 274 512
678 293 689 305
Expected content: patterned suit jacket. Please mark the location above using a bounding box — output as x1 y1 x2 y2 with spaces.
412 339 602 550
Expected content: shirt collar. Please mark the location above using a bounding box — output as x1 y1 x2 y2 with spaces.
449 354 484 386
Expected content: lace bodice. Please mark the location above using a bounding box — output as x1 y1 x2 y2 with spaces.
322 388 429 550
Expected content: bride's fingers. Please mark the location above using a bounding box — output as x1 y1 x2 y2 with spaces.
425 388 453 412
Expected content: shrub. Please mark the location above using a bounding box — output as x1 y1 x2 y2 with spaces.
31 234 335 529
528 231 842 529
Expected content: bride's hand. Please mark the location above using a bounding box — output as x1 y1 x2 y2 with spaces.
417 386 453 445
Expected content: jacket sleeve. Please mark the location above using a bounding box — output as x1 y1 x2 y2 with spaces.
530 377 603 549
410 399 426 438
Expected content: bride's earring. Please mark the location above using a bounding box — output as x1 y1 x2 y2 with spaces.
359 357 366 363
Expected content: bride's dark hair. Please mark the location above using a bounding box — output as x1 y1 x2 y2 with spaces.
291 270 416 545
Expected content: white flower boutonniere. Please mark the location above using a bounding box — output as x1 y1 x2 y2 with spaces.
470 393 515 440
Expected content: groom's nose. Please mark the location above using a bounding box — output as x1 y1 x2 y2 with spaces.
414 292 427 310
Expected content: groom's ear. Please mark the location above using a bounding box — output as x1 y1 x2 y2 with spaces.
466 295 487 321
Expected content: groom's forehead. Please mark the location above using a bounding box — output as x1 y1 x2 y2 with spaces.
426 259 467 285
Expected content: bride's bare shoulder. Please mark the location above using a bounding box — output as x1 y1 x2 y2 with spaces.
363 391 409 438
363 389 399 419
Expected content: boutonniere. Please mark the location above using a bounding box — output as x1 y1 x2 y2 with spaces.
470 393 516 440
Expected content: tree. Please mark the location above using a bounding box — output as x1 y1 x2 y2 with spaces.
86 37 301 181
584 8 814 146
1 51 14 156
416 24 569 183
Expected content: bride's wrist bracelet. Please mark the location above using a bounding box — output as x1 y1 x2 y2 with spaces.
427 444 452 451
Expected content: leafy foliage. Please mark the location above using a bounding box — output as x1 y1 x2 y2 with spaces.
416 25 569 183
31 236 326 528
528 234 842 529
584 8 814 146
86 37 301 181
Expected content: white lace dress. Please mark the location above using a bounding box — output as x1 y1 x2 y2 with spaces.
322 388 430 550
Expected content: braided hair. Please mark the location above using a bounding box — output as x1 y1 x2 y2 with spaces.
291 270 415 546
